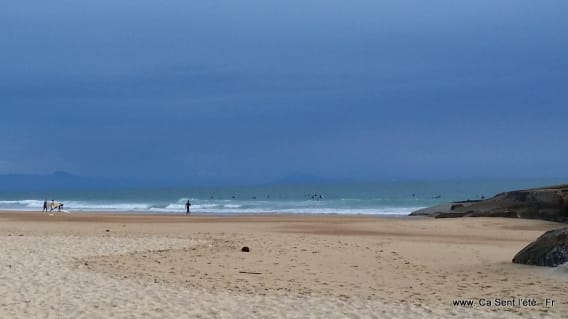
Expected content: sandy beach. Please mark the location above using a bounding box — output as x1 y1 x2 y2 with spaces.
0 212 566 318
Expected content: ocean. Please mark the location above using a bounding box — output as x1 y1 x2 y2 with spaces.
0 179 565 215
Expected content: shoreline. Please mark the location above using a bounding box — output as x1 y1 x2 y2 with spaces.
0 210 417 219
1 211 566 318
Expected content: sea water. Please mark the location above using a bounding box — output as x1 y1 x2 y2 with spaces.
0 179 565 215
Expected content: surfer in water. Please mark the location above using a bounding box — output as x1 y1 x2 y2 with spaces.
185 200 191 215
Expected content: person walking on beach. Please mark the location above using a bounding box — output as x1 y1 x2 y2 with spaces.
42 200 48 212
185 200 191 215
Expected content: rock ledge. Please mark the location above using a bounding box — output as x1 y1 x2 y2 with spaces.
410 184 568 222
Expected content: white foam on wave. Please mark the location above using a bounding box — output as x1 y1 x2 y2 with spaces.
0 199 45 207
0 199 153 212
63 201 152 211
0 198 423 215
223 204 242 208
164 203 184 210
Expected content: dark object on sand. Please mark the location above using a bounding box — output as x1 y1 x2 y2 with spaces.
512 227 568 267
239 271 262 275
410 184 568 222
241 246 250 252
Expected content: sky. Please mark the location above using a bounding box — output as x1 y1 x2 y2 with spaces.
1 0 567 184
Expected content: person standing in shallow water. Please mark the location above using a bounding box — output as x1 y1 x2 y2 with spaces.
185 200 191 215
42 200 48 212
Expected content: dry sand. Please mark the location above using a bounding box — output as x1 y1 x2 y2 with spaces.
0 211 566 318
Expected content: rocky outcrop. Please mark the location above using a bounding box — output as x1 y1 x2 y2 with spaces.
409 184 568 222
512 227 568 267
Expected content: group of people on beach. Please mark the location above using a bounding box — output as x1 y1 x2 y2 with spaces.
42 200 64 212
